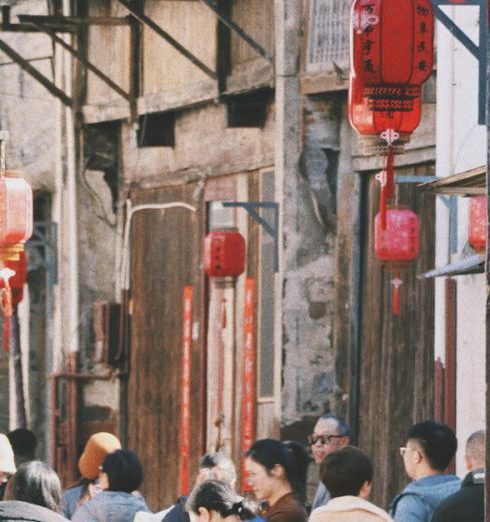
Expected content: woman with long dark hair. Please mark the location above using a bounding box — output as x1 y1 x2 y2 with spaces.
245 439 309 522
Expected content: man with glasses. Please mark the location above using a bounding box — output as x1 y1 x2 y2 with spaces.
389 420 460 521
308 414 350 510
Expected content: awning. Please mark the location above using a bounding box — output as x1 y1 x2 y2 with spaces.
419 253 485 278
418 165 486 196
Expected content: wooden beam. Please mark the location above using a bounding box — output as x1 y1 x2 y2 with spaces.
18 15 131 26
199 0 272 62
0 37 72 106
115 0 217 79
33 24 130 101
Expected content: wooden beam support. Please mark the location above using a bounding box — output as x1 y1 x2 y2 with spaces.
199 0 273 62
115 0 217 79
30 22 130 101
0 37 72 106
18 15 131 26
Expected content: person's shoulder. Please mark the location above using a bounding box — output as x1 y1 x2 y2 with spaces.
267 495 307 522
389 488 429 520
0 500 69 521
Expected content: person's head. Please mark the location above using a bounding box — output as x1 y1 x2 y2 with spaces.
464 430 485 471
197 452 237 488
245 439 309 504
99 449 143 493
309 414 350 465
400 421 457 480
186 479 257 522
320 446 373 500
7 429 37 466
5 461 62 512
78 432 122 480
0 433 16 483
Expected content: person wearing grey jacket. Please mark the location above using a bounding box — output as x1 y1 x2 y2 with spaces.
72 449 149 522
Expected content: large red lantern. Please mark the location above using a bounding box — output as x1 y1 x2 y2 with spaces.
0 172 33 260
468 196 486 252
351 0 434 111
0 172 33 351
374 207 420 314
350 0 434 230
204 229 246 279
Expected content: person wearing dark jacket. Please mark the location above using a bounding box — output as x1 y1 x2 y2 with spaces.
431 430 485 522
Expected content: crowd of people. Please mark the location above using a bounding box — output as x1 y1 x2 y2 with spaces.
0 416 484 521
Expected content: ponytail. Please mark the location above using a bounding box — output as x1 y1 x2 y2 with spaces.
186 480 257 520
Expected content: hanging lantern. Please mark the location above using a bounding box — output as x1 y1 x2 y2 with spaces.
350 0 434 230
374 207 420 315
348 75 422 150
0 172 33 260
349 75 422 227
0 172 33 352
0 250 27 306
351 0 434 111
468 196 486 252
204 229 246 280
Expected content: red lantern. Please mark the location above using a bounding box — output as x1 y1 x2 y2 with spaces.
204 229 246 279
0 173 33 259
0 251 27 305
468 196 487 252
375 207 420 314
349 76 422 144
351 0 434 111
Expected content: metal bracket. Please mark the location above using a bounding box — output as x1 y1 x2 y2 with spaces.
115 0 217 80
199 0 273 63
430 0 488 125
222 201 279 272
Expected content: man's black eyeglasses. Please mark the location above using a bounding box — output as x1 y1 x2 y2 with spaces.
307 434 345 446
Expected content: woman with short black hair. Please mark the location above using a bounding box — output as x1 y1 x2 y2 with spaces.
72 449 149 522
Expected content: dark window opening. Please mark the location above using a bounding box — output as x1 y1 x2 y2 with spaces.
137 112 175 148
84 121 121 213
226 89 272 128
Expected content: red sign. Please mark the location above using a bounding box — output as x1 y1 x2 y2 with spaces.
179 286 193 495
240 278 255 491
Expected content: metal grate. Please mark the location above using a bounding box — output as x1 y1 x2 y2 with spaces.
307 0 350 74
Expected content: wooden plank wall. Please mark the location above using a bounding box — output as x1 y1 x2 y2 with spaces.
128 183 204 510
143 1 216 92
230 0 274 69
87 2 131 104
357 163 436 509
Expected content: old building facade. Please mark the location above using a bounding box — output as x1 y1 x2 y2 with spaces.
1 0 475 513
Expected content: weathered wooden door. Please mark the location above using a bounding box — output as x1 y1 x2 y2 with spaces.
357 163 436 509
127 183 205 510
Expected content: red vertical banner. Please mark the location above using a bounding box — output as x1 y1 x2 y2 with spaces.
180 286 193 495
241 277 255 491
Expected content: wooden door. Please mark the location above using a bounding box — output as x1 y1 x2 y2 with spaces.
357 163 436 509
127 183 205 510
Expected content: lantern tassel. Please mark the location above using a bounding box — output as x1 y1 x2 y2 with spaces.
379 182 387 230
385 147 395 200
391 274 403 316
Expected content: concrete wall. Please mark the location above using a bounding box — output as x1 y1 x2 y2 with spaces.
435 4 486 474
